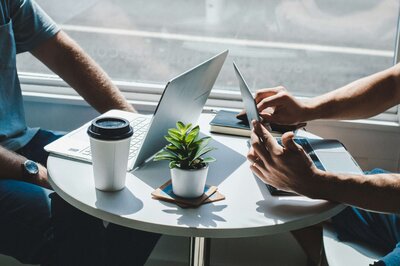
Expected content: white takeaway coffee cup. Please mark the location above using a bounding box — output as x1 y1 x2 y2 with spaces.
87 117 133 191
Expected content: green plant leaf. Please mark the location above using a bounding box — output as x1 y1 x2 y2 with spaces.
165 143 186 160
189 136 211 151
187 148 197 159
156 145 182 160
185 125 199 144
184 123 192 132
166 144 178 151
153 156 172 161
194 146 215 160
169 161 178 169
164 146 182 158
194 136 211 146
202 157 216 163
176 121 185 131
192 137 212 152
166 148 184 160
165 136 183 149
154 149 170 157
154 153 176 161
168 128 183 141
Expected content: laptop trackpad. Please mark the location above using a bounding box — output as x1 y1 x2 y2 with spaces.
316 151 363 174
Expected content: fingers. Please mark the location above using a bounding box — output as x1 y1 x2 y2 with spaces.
250 131 271 165
256 93 288 113
250 160 275 186
254 86 286 104
281 132 302 152
238 86 286 123
238 86 285 121
247 151 265 168
248 150 270 184
252 121 282 154
250 165 267 183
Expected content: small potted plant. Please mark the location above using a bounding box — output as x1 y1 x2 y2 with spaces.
154 122 216 198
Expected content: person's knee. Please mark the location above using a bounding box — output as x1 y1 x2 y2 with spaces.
0 180 52 225
0 180 54 264
376 244 400 266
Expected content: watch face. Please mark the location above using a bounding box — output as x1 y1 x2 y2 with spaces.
24 160 39 175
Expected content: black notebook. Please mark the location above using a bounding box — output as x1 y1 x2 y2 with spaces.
209 110 304 137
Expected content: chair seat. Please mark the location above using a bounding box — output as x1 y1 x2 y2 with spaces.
323 225 385 266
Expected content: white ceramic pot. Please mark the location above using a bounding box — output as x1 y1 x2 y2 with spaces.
170 165 209 198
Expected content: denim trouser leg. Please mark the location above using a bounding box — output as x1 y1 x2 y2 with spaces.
0 180 55 264
331 168 400 266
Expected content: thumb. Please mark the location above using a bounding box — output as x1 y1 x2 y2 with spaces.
281 132 301 152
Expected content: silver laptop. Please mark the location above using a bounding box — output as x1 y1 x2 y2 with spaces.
233 62 363 191
45 50 228 171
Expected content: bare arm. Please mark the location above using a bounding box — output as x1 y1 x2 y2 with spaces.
0 146 49 188
31 31 135 114
250 64 400 125
306 64 400 121
316 171 400 213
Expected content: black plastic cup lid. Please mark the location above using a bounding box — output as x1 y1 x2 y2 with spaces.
87 117 133 141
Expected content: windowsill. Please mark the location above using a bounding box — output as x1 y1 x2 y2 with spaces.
307 119 400 132
23 91 400 133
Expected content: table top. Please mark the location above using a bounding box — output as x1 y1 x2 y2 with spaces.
47 113 345 238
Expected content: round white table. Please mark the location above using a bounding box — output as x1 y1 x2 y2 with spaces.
47 113 345 266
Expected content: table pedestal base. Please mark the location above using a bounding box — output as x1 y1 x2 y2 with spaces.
189 237 210 266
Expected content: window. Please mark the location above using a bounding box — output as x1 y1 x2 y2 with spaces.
18 0 400 120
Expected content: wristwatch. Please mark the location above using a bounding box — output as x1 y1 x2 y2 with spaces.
21 160 39 179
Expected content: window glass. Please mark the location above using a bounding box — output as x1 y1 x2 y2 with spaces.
17 0 399 97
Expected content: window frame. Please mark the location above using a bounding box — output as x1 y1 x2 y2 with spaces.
19 68 400 124
394 6 400 124
19 5 400 126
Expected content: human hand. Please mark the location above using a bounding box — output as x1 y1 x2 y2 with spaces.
247 120 322 197
237 86 309 125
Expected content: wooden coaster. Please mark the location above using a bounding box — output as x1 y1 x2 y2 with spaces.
151 179 224 208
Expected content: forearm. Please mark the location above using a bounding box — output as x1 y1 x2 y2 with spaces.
312 170 400 213
0 146 26 180
0 146 49 188
303 65 400 121
32 31 135 114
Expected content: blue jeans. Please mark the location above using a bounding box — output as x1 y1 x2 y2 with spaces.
331 168 400 266
0 129 160 266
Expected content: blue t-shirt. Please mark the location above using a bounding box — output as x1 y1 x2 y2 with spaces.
0 0 59 150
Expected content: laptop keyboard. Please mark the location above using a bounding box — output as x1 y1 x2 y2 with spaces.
80 117 151 160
